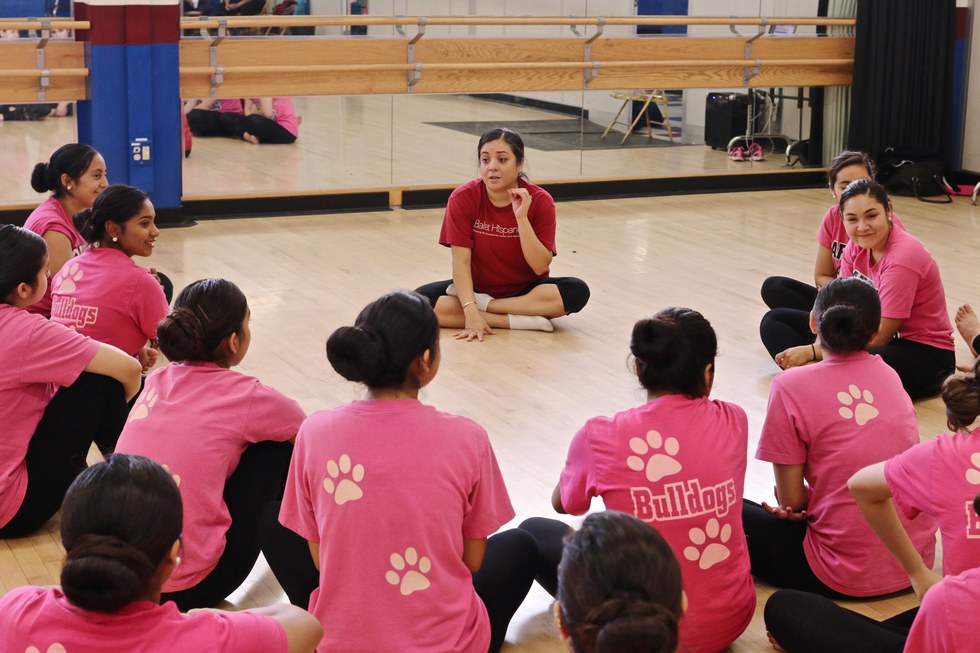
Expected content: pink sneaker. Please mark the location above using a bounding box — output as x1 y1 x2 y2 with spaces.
748 143 765 161
728 146 746 162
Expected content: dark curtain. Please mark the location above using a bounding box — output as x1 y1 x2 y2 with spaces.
847 0 956 163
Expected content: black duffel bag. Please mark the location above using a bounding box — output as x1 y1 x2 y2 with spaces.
877 146 953 204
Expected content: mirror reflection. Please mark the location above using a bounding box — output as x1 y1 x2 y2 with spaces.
0 0 846 205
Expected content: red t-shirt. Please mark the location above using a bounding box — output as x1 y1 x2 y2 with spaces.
438 178 556 298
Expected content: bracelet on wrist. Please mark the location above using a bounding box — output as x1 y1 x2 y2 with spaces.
810 343 817 361
461 301 476 310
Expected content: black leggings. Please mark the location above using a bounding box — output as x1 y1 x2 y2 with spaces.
765 589 917 653
415 277 591 315
741 500 842 597
759 306 955 400
186 109 296 144
474 528 538 653
759 276 818 361
870 339 955 400
162 441 316 610
516 517 573 598
0 373 128 538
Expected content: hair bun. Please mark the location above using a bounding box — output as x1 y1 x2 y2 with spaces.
157 306 207 362
326 324 388 383
61 533 155 612
580 597 680 653
629 318 680 367
30 162 52 193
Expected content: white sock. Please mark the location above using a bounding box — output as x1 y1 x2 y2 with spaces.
508 314 554 332
446 284 493 311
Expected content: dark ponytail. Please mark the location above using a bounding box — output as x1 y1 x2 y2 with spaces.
327 290 439 389
73 184 148 244
812 277 881 354
630 307 716 398
0 224 47 304
31 143 99 197
941 358 980 432
60 454 182 613
558 512 682 653
157 278 248 363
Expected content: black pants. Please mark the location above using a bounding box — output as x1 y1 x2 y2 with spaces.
515 517 569 597
760 308 955 401
473 528 538 653
186 109 295 144
230 113 297 144
869 339 955 400
759 276 818 360
415 277 591 315
741 500 842 596
0 373 128 538
162 441 316 610
765 590 917 653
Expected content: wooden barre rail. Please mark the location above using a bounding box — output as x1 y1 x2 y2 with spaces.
0 20 90 30
0 69 88 78
182 58 851 76
179 15 856 30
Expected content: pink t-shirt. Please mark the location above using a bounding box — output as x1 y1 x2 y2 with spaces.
757 350 937 595
22 196 86 316
217 98 243 113
885 430 980 576
115 362 305 590
559 394 754 653
258 97 298 137
0 304 98 528
438 177 557 298
50 247 169 356
0 586 286 653
839 226 954 351
280 399 514 653
904 567 980 653
817 205 904 274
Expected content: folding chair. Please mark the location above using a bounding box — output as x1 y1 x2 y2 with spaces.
602 90 673 145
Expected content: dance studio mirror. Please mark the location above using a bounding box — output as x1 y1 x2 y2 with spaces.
0 0 842 206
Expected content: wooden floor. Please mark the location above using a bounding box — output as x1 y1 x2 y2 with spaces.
2 187 978 651
0 94 789 205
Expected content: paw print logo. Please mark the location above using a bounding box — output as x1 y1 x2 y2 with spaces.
128 389 158 421
837 385 879 426
322 454 364 505
161 464 181 488
54 263 83 293
966 453 980 485
626 430 682 482
27 645 67 653
386 547 431 596
683 518 732 570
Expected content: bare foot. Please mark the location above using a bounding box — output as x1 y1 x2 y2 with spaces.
955 304 980 357
242 131 259 144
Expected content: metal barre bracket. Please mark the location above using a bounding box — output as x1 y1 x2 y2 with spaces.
36 19 50 100
743 18 768 84
209 20 227 97
406 18 426 92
